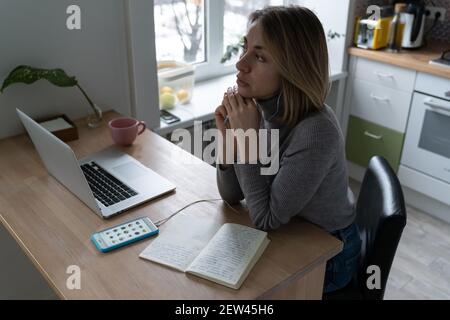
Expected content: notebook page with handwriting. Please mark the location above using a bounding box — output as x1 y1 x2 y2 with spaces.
186 223 269 289
139 213 219 271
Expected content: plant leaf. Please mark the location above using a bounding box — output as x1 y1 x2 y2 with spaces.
1 65 78 93
221 37 245 64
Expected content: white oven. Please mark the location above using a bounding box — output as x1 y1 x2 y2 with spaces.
402 92 450 184
398 72 450 206
399 72 450 207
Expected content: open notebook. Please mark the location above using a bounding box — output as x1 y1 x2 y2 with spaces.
139 214 270 290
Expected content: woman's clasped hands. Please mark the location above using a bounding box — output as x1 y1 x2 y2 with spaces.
214 86 261 165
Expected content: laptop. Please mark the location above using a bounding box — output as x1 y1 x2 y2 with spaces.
17 108 176 219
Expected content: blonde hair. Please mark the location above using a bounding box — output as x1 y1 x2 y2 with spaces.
249 6 330 127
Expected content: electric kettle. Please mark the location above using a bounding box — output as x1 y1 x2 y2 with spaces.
401 0 426 49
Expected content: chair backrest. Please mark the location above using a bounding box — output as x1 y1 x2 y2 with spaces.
355 156 407 300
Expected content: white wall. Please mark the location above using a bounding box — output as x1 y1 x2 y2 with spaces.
0 0 132 139
291 0 353 72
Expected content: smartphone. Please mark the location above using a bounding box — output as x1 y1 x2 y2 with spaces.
160 110 181 124
91 217 159 253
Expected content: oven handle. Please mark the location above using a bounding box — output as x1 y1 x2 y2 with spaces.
424 98 450 117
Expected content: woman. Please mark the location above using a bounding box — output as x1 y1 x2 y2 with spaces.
214 6 361 293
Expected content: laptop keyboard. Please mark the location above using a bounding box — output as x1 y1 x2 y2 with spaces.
80 162 138 207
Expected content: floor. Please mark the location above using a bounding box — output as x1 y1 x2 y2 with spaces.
349 179 450 300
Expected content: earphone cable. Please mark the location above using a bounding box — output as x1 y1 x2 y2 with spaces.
256 91 282 122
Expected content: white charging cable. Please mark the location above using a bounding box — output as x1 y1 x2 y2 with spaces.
154 198 242 227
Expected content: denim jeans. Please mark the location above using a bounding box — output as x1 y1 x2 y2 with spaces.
323 222 362 293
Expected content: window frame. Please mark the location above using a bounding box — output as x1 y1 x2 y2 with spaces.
194 0 235 82
156 0 288 82
151 0 234 83
196 0 290 82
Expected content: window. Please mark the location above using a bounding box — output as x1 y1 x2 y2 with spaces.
223 0 283 66
154 0 206 64
153 0 283 82
127 0 352 130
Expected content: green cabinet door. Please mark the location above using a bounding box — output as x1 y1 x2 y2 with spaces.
346 116 405 171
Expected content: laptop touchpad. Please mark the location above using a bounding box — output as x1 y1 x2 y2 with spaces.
112 162 147 180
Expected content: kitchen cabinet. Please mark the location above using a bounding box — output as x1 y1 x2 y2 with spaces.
344 56 414 171
345 52 450 223
352 56 416 91
346 115 404 171
349 78 412 132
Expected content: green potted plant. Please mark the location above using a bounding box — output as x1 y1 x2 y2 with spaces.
221 37 245 64
1 65 103 128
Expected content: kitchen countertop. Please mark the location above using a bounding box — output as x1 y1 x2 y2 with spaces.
349 41 450 79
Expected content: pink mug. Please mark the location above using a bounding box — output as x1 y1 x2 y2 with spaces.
108 117 146 146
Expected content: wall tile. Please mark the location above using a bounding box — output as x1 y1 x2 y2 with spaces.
354 0 450 42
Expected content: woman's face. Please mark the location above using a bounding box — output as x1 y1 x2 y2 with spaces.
235 20 281 100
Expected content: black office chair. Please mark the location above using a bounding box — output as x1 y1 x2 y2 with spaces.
323 156 407 300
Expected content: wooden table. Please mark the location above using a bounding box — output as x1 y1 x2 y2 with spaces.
0 111 342 299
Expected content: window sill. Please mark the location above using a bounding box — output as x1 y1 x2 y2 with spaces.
153 69 347 136
154 72 237 136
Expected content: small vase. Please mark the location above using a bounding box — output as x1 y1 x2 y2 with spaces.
86 104 103 128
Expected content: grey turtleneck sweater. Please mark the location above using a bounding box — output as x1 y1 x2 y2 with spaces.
216 94 356 232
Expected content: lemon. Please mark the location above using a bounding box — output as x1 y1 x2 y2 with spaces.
160 92 176 109
176 89 190 103
160 86 173 94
